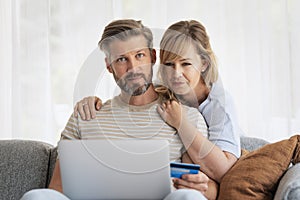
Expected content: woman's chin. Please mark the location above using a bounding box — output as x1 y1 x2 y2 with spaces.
171 88 188 96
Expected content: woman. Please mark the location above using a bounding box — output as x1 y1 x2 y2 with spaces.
155 20 241 182
75 20 241 197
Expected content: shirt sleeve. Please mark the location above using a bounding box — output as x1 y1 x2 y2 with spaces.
202 93 241 158
60 114 81 140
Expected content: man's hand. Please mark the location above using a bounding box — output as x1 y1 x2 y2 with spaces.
74 96 102 120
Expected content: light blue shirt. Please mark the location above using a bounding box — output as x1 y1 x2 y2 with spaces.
199 78 242 158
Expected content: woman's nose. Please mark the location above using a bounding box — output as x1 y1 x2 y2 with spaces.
174 64 183 76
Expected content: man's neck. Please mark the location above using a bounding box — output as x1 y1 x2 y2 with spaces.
119 84 158 106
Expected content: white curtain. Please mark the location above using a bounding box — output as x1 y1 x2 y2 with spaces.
1 0 299 145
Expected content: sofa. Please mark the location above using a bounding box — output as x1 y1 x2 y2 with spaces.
0 137 300 200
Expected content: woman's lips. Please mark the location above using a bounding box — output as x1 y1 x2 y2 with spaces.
171 81 185 87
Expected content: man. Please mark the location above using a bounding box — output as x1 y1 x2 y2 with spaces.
21 19 212 200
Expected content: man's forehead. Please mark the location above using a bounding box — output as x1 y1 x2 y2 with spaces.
108 35 148 56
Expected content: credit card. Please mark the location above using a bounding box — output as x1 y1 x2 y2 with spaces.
170 162 200 178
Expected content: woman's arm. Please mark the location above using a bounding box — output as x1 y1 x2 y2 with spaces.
157 100 237 183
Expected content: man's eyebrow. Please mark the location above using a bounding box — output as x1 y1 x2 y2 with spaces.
111 48 147 60
136 49 146 53
110 54 125 61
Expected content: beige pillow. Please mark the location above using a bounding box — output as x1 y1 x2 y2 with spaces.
218 135 300 200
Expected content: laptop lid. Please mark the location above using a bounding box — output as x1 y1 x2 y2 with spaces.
58 139 171 200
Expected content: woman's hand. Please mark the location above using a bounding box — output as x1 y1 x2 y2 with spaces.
157 100 185 130
173 174 218 200
172 172 209 194
74 96 102 120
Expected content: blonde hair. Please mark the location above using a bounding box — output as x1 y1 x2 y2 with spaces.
158 20 218 87
154 85 179 102
98 19 153 57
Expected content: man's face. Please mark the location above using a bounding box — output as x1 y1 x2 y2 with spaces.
105 35 155 96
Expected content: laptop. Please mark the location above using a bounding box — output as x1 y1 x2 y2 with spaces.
58 139 171 200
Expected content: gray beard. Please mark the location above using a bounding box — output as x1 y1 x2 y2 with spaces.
124 83 151 96
114 71 153 96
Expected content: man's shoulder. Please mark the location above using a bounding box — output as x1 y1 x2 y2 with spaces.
183 105 206 122
98 96 121 110
182 105 200 115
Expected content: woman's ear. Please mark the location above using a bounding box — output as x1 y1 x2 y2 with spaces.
201 59 209 73
105 58 113 73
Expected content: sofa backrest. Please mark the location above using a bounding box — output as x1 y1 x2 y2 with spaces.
240 136 269 151
0 140 54 200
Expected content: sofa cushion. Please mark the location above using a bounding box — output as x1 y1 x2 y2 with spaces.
0 140 53 200
218 135 300 200
274 163 300 200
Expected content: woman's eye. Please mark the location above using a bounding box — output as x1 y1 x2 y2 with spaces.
116 57 127 62
182 62 191 67
164 62 174 67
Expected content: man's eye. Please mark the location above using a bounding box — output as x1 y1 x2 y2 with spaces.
116 57 127 62
136 53 145 58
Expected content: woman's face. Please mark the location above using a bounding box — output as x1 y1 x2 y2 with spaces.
161 46 206 96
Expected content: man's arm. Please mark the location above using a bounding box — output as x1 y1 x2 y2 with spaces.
48 159 63 193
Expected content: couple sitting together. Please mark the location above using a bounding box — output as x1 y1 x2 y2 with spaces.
21 19 300 200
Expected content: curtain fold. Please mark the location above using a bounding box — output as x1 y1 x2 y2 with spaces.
1 0 299 144
0 0 12 139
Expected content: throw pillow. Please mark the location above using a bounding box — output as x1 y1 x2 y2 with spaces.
218 135 300 200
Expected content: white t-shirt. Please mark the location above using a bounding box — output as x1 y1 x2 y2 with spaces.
199 78 242 158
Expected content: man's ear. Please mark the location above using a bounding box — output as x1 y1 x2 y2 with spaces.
151 49 157 65
105 57 113 73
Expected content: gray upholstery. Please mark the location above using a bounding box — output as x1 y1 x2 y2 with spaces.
274 163 300 200
0 137 299 200
240 136 269 151
0 140 56 200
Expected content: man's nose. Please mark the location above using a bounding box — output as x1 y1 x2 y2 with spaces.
127 57 139 71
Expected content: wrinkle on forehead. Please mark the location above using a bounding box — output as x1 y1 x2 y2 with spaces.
108 35 148 59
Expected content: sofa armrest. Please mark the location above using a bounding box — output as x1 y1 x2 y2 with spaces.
274 163 300 200
0 140 53 200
